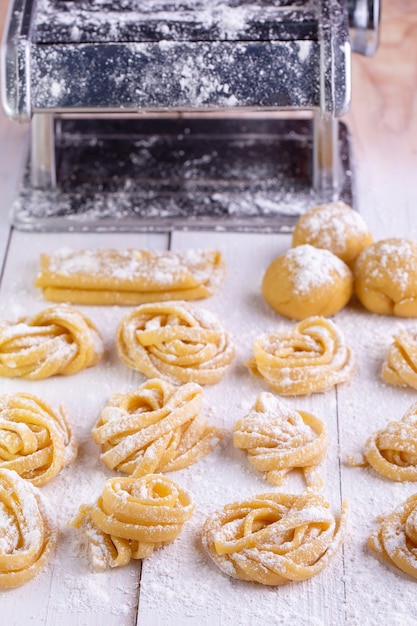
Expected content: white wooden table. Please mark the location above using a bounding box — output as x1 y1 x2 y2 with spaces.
1 3 417 625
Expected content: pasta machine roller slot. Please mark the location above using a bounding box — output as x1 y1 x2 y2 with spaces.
1 0 380 231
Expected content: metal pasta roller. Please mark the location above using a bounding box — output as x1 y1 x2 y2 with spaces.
1 0 380 232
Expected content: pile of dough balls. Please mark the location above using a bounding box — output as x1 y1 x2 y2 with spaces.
262 202 371 320
262 202 417 319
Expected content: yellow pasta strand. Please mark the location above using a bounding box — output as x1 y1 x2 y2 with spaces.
0 305 103 379
69 474 194 570
202 490 348 585
368 494 417 579
35 248 225 305
92 378 227 477
0 468 58 589
246 316 354 395
233 392 327 489
381 328 417 389
0 392 77 486
361 401 417 481
116 301 235 385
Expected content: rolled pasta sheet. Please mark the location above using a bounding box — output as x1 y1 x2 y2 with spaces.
381 328 417 389
0 304 103 379
35 248 225 305
0 392 77 486
92 378 227 476
0 468 58 589
368 494 417 579
233 392 327 488
116 301 235 385
202 490 348 585
363 401 417 481
69 474 194 570
246 316 354 395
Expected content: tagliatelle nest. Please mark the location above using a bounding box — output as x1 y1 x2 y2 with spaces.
0 468 58 589
233 392 327 488
202 489 348 585
0 304 103 379
92 378 227 477
116 300 235 385
368 494 417 579
246 316 354 395
69 473 194 570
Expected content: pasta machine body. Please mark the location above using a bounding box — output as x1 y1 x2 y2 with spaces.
1 0 380 231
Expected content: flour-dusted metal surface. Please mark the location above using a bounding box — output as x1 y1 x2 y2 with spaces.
3 0 350 118
11 116 353 232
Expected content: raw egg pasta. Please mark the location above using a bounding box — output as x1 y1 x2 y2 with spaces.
233 392 327 488
69 474 194 570
116 301 235 385
0 304 103 379
92 378 227 477
381 328 417 389
202 490 348 585
0 468 58 589
368 494 417 579
36 248 225 305
246 316 354 395
0 393 77 486
358 402 417 481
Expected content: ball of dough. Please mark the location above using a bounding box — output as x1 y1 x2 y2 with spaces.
354 238 417 317
292 202 373 265
262 244 353 320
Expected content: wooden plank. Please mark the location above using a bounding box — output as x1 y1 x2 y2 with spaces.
0 230 168 625
337 308 417 625
137 229 346 625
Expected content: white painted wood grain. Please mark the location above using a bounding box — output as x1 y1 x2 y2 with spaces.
1 1 417 625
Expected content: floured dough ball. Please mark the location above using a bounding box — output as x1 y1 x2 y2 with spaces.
354 238 417 317
292 202 373 265
262 244 353 320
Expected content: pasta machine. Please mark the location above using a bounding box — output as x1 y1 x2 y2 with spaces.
1 0 380 231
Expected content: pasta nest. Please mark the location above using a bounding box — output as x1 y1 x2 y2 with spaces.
362 402 417 481
368 494 417 579
69 473 194 570
0 304 103 379
246 316 354 395
116 301 235 385
92 378 227 476
0 392 77 486
381 328 417 389
233 392 327 488
0 468 58 589
202 490 348 585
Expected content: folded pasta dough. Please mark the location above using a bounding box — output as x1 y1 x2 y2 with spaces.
36 248 225 305
233 392 327 488
0 392 77 486
0 468 58 589
202 490 348 585
69 474 194 570
92 378 227 476
368 494 417 579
